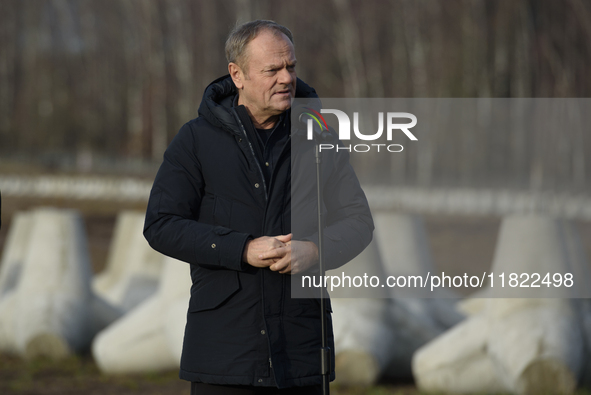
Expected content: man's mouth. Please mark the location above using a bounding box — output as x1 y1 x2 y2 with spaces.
274 89 291 96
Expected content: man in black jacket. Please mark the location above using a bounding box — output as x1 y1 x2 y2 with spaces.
144 20 373 395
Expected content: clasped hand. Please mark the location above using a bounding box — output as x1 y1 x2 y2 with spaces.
242 234 318 275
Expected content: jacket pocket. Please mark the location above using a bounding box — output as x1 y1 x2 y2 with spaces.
189 269 240 312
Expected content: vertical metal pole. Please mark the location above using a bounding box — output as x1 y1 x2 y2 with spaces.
316 144 330 395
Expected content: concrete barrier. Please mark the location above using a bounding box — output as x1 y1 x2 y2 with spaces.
0 208 122 359
481 217 590 393
14 209 94 357
374 212 463 322
330 240 391 385
93 211 165 311
412 314 507 393
92 256 191 373
413 215 591 394
488 299 582 394
374 213 464 381
331 213 466 385
0 212 34 354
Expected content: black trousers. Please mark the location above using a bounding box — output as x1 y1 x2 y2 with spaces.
191 382 323 395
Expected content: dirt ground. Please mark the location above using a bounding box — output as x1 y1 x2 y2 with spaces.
1 195 591 394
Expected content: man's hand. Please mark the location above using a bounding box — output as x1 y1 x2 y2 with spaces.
243 234 292 268
258 240 318 275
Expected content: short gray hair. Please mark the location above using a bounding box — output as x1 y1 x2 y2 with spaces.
225 20 294 70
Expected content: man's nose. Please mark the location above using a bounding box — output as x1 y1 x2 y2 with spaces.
277 67 294 85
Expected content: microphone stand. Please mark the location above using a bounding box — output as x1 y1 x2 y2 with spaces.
315 141 330 395
300 113 330 395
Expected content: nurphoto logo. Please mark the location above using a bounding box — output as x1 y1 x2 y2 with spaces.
301 108 418 153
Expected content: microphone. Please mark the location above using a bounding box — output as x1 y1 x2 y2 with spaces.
297 108 332 142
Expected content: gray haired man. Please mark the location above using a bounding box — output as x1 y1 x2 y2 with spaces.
144 20 373 395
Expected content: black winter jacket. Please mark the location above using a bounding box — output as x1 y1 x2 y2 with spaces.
143 75 373 388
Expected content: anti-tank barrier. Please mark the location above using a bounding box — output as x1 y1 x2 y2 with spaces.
1 176 591 219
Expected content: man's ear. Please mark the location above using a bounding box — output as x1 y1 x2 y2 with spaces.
228 62 244 90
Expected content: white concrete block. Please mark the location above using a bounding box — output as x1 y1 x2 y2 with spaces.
413 215 591 394
373 213 434 279
373 212 464 380
0 212 34 354
487 216 591 298
93 211 165 311
374 212 463 318
332 298 391 385
483 217 591 393
92 297 177 373
412 314 508 393
326 240 390 385
92 256 191 373
0 212 34 299
0 208 122 359
13 209 94 358
487 299 582 395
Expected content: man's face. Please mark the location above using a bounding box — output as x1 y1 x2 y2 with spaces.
231 30 297 124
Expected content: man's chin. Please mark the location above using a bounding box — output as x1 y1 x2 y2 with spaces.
272 97 293 112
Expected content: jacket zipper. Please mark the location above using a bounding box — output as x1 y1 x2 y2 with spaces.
232 108 282 384
231 108 268 204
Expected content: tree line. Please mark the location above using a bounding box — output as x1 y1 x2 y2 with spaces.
0 0 590 190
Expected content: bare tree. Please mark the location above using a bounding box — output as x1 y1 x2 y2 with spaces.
0 0 589 190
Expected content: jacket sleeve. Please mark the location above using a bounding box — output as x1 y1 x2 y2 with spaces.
143 122 251 271
303 143 375 271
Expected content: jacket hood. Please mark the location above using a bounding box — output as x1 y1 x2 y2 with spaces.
197 74 321 135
